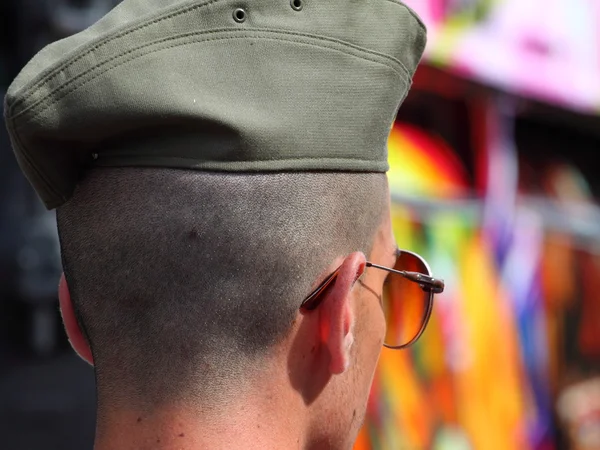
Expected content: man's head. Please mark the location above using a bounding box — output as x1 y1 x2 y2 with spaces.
5 0 427 446
57 167 395 446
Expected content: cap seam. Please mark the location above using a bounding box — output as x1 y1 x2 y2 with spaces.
11 31 410 126
93 156 390 169
96 156 387 163
9 27 411 121
6 0 221 113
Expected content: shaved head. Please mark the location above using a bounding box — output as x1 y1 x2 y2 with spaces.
57 168 387 409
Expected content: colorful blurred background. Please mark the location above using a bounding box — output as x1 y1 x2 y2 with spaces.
1 0 600 449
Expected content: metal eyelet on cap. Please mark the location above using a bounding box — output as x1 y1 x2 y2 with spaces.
233 8 247 23
290 0 303 11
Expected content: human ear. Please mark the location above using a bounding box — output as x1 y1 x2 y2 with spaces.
58 273 94 366
319 252 366 375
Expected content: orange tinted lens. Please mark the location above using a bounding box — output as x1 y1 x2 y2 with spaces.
382 252 431 348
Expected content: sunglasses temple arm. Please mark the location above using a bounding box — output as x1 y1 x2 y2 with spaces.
300 269 340 310
401 271 445 294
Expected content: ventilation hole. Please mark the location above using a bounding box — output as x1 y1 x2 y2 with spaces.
290 0 303 11
233 8 247 23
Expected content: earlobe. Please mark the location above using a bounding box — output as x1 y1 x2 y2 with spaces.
58 273 94 366
321 252 366 375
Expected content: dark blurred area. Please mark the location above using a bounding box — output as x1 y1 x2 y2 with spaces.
0 1 103 448
2 1 600 449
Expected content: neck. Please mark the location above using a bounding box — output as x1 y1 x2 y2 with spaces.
94 388 306 450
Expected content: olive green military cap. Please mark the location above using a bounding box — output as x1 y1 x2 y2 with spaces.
4 0 426 209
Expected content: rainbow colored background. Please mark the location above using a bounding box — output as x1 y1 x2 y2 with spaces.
353 120 565 450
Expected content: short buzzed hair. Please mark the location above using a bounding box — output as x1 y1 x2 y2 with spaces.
57 168 387 407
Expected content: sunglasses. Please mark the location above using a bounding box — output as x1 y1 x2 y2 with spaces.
300 249 445 349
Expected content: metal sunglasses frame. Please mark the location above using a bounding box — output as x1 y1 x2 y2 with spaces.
299 249 445 350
